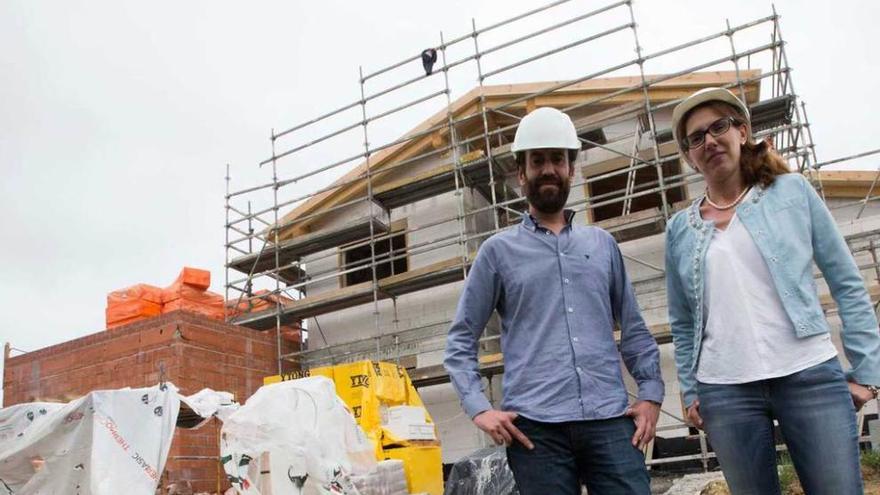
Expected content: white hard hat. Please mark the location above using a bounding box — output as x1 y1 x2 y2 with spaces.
511 107 580 155
671 87 750 151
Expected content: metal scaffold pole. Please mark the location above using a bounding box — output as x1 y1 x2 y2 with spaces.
359 66 384 363
271 130 283 375
627 0 670 221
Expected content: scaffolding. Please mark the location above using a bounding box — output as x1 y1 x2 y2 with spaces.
222 0 879 465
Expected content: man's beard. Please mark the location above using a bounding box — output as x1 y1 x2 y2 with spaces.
524 174 571 214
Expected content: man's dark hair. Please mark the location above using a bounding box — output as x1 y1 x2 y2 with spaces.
515 149 580 172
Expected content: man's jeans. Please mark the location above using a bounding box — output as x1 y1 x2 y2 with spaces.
699 357 863 495
506 415 650 494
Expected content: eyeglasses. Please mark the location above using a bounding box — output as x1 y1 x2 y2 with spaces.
681 116 739 150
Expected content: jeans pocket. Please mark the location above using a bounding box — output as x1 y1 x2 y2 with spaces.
788 357 843 385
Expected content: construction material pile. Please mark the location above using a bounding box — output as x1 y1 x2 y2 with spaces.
266 361 443 495
350 459 408 495
105 267 224 328
220 376 378 494
1 385 173 494
0 384 235 495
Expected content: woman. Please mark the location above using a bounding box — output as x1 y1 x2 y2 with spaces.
665 87 880 494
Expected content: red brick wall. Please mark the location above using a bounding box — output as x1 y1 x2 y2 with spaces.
2 310 299 493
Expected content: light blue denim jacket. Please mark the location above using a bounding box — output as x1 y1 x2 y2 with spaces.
666 173 880 407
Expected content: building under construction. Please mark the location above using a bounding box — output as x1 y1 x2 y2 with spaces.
224 0 880 467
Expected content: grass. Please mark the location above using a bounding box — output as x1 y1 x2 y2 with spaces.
777 453 800 495
776 449 880 494
863 449 880 479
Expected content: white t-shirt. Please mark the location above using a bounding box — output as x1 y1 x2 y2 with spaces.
697 207 837 384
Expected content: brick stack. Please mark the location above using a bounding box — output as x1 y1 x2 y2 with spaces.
2 311 300 492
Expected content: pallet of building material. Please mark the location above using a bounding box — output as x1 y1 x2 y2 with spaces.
381 405 437 448
225 289 296 318
161 297 225 320
169 266 211 290
383 444 443 495
106 283 164 305
311 361 433 447
161 267 225 319
106 298 163 328
350 459 409 495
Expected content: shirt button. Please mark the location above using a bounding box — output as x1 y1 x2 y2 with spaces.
576 366 583 372
572 337 579 342
567 307 574 313
564 278 570 284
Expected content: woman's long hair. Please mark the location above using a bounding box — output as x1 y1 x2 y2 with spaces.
678 101 790 188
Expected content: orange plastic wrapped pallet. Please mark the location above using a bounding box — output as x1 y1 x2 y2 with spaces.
105 266 227 329
105 299 162 327
161 298 224 320
171 267 210 290
106 284 163 305
226 289 295 318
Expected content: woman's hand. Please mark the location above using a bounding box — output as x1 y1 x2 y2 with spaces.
848 382 876 411
686 400 704 430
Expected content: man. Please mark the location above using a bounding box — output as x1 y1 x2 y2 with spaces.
444 107 663 494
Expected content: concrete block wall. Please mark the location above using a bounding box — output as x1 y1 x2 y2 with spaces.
419 377 504 464
2 311 296 492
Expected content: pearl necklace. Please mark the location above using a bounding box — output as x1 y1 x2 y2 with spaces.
704 186 751 211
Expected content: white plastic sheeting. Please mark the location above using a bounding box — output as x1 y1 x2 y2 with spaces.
350 460 407 495
444 447 518 495
0 384 180 495
179 388 238 426
220 376 377 495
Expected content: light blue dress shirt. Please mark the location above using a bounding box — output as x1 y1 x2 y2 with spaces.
444 211 664 422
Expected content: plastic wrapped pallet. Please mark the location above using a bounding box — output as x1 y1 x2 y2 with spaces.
381 405 436 446
303 361 435 456
0 384 180 495
383 445 443 495
443 447 519 495
220 376 376 495
349 459 408 495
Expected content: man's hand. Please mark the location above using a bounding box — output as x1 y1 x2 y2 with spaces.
472 410 534 449
625 400 660 450
686 400 703 430
848 382 876 411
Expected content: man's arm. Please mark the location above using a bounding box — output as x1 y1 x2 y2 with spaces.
443 244 533 449
443 244 501 419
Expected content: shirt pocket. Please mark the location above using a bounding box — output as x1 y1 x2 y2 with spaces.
569 251 610 294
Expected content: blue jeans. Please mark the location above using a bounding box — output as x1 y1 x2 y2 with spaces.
506 415 650 495
698 357 862 495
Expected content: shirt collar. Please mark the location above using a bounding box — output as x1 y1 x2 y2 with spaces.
521 209 576 232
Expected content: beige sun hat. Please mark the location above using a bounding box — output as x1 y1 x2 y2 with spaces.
671 87 750 151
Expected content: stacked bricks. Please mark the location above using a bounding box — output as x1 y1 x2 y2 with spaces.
2 310 299 493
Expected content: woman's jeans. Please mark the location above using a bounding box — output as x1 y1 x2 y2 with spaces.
506 415 650 495
698 357 862 495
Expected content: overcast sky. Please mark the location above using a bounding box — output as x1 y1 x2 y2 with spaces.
2 0 878 398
